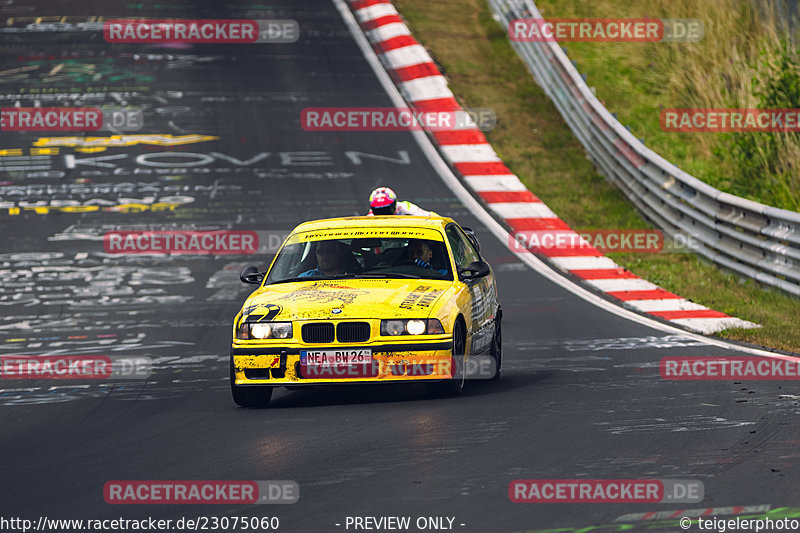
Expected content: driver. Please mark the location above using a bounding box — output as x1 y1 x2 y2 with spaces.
299 241 351 277
368 187 438 216
408 240 448 275
409 240 434 268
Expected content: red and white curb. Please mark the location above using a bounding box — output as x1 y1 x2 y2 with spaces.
348 0 757 335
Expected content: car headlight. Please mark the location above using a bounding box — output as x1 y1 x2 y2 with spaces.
406 319 426 335
384 320 405 336
380 319 444 336
237 321 292 340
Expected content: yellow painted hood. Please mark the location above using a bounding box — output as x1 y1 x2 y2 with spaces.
242 278 453 321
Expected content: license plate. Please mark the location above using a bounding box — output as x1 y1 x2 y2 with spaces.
301 349 372 366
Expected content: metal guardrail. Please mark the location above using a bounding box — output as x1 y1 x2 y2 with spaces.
766 0 798 45
487 0 800 297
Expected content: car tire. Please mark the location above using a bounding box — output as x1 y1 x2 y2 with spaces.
428 318 466 397
230 356 273 408
490 314 502 380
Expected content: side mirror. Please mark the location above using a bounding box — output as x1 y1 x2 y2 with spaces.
459 260 490 280
240 266 264 285
462 226 481 253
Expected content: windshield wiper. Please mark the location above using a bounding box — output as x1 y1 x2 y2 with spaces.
268 273 359 285
267 277 308 284
354 272 423 279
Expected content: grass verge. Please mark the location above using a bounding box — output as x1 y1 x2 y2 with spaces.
532 0 800 211
394 0 800 353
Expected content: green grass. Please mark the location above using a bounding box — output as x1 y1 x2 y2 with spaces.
395 0 800 353
530 0 800 210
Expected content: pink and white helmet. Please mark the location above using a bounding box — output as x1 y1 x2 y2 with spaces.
369 187 397 215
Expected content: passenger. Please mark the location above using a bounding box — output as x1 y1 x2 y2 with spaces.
367 187 437 216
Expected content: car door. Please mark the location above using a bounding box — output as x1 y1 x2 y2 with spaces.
445 224 495 355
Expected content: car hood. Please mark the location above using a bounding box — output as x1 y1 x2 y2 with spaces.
241 278 453 321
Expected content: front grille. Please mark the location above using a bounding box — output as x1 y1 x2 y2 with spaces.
336 322 370 343
301 322 335 343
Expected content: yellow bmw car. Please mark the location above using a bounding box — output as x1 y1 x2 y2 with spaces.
230 215 502 407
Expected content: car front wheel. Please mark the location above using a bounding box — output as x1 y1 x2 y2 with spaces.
428 319 466 397
490 315 502 380
230 356 273 408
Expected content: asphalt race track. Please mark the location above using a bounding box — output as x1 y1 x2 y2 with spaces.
0 1 798 532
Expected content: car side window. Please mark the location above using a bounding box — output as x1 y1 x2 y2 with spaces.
445 226 480 268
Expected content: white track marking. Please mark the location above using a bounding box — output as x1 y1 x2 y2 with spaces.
463 175 528 191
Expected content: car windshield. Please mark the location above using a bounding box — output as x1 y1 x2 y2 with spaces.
265 237 453 284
